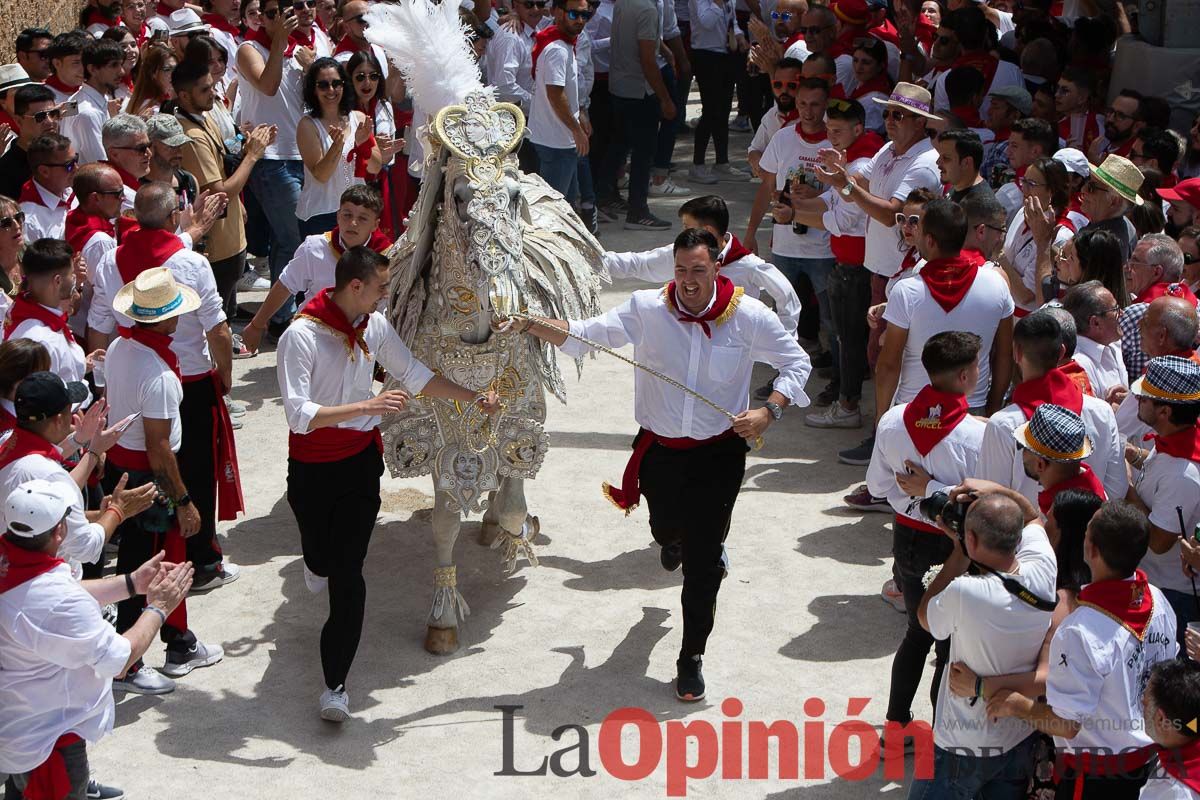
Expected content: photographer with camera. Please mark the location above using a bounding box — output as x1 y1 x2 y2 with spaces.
865 331 987 740
987 501 1177 799
907 477 1057 798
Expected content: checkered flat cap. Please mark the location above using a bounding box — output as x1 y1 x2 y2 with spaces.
1013 403 1091 462
1131 356 1200 404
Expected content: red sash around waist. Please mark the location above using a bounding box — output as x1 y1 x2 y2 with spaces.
288 426 382 464
602 427 738 513
182 370 244 521
1056 746 1155 799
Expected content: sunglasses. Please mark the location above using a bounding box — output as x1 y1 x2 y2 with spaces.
566 8 593 19
263 7 280 17
769 10 793 20
882 109 913 121
353 71 381 83
1186 253 1198 265
23 49 49 60
1082 180 1109 194
94 189 125 197
895 213 920 227
795 24 832 34
316 79 344 90
983 223 1007 234
772 79 799 91
0 212 26 229
44 157 79 173
114 142 152 154
347 13 368 25
293 0 316 6
24 107 64 124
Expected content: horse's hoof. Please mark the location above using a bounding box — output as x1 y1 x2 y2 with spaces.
424 625 459 655
478 520 501 547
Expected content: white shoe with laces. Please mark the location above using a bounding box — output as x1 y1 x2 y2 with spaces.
237 272 270 291
805 403 862 429
713 163 751 181
649 178 692 196
113 662 176 694
320 685 351 722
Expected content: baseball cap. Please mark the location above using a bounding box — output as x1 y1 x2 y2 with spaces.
1158 177 1200 210
147 114 192 148
987 85 1032 117
1053 148 1092 179
13 372 90 422
5 479 74 538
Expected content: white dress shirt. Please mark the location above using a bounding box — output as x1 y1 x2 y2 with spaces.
688 0 738 52
601 237 802 336
277 311 435 435
89 244 226 377
1072 336 1128 400
586 0 614 74
278 233 338 296
20 181 72 243
819 151 874 243
60 83 109 166
6 312 87 385
866 398 986 526
977 394 1127 506
0 563 131 774
861 138 942 276
559 288 811 438
486 24 537 112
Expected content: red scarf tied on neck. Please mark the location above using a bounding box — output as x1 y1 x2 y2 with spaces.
846 131 885 164
902 384 970 456
65 208 115 255
718 235 753 267
115 227 184 284
0 533 64 594
333 36 365 57
326 227 393 257
951 50 998 89
795 124 828 144
298 287 370 358
1037 462 1106 514
44 75 80 96
4 293 76 344
1058 359 1095 396
84 8 122 28
1011 367 1085 419
1158 738 1200 793
1145 424 1200 463
919 254 979 313
1137 281 1200 307
119 325 180 379
18 181 70 210
531 27 576 80
290 25 316 50
1077 568 1154 639
949 104 985 129
663 274 741 338
201 12 240 35
778 107 799 126
250 26 296 57
0 427 64 473
850 74 892 100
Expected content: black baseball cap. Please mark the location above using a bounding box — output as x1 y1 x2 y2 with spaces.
14 372 90 421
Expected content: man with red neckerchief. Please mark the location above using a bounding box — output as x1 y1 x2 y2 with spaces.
334 1 400 102
1014 402 1107 519
927 7 1022 118
1126 356 1200 647
147 0 186 30
865 331 986 737
978 309 1126 508
18 134 75 244
1112 296 1199 446
201 0 244 70
65 164 123 314
277 246 498 722
515 227 811 703
289 0 333 57
4 240 89 387
1140 659 1200 800
44 31 89 106
747 58 804 178
988 501 1176 800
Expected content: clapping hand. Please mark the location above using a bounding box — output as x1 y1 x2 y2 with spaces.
1024 195 1056 248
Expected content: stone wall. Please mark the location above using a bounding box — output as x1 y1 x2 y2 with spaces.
0 0 83 63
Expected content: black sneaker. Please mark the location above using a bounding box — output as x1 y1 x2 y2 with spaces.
660 542 682 572
87 779 125 799
838 435 875 466
624 212 671 231
675 655 705 701
598 197 628 221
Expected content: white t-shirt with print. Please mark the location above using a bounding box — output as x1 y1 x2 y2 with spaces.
758 123 831 259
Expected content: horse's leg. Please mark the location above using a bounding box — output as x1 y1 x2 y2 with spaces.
479 490 501 546
426 485 467 654
488 477 539 572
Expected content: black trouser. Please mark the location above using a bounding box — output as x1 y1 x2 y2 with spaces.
79 483 104 579
517 138 540 175
179 374 224 572
287 441 384 691
827 262 872 404
886 521 953 725
639 433 748 658
742 71 771 130
692 49 735 167
1054 760 1154 799
588 74 613 182
600 93 660 217
4 738 90 800
211 249 245 320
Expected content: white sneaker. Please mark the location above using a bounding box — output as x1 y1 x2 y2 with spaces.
161 640 224 677
320 685 351 722
304 563 328 594
881 579 906 614
251 259 271 279
687 165 719 185
113 662 176 694
224 397 247 416
649 178 692 196
237 272 270 291
712 163 751 182
805 403 863 429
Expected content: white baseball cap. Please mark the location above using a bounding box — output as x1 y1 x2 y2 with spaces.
5 479 73 538
1053 148 1092 179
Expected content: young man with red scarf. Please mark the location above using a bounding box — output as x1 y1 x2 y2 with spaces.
103 266 225 691
527 0 590 204
988 501 1176 800
277 246 498 721
978 310 1126 509
66 165 124 323
201 0 244 69
90 184 239 598
747 58 804 178
1014 402 1107 518
3 240 88 387
513 227 811 702
0 479 191 800
44 31 89 106
147 0 186 29
287 0 333 57
1141 659 1200 800
864 331 986 738
1056 66 1104 156
1126 355 1200 647
242 185 390 352
19 134 75 244
928 7 1022 118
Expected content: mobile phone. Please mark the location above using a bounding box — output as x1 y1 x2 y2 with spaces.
112 412 142 435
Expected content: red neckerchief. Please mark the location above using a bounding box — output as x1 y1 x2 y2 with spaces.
778 107 799 126
0 534 65 594
951 50 998 88
1059 359 1094 396
44 75 80 96
890 247 920 280
850 74 892 100
1145 424 1200 462
1011 367 1084 419
250 26 296 57
154 1 176 15
663 274 740 338
869 19 899 46
829 26 866 58
1077 568 1154 640
796 124 828 144
4 293 76 344
317 15 328 32
325 226 392 257
1158 737 1200 793
950 104 985 129
1137 280 1200 307
100 159 141 191
902 384 970 456
719 235 753 267
65 207 115 254
783 31 804 49
1058 111 1101 152
333 36 365 57
297 287 370 357
919 254 979 313
202 11 241 36
84 8 122 27
914 15 937 51
961 247 986 265
0 427 64 472
119 325 180 378
18 180 70 210
120 73 134 93
1110 137 1135 158
846 131 884 163
531 26 576 80
0 110 15 132
1037 462 1105 514
115 226 184 284
290 25 316 49
0 405 15 434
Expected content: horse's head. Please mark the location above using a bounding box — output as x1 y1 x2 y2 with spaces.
433 92 527 322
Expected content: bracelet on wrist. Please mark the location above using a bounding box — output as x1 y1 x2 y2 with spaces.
124 572 135 597
974 676 983 700
142 604 168 625
105 505 125 525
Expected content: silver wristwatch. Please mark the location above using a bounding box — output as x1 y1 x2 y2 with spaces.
764 401 783 421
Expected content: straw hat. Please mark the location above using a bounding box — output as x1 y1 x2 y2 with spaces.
1131 355 1200 404
871 82 940 121
113 267 200 323
1012 403 1092 463
1091 154 1145 206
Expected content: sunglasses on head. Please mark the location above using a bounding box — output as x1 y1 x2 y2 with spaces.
0 211 26 229
895 213 921 227
44 156 78 173
566 8 593 19
772 79 799 91
316 78 344 90
770 10 793 20
354 71 381 83
827 98 851 111
24 107 64 124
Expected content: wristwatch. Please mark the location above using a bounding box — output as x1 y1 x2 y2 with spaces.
840 179 854 198
764 401 783 421
175 494 193 507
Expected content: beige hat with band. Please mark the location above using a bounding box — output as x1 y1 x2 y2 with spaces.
113 267 201 323
1091 154 1145 206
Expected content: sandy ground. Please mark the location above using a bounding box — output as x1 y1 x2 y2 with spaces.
88 120 933 800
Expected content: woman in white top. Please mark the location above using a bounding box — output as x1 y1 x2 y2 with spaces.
347 51 402 237
1000 156 1076 313
295 57 382 237
687 0 748 184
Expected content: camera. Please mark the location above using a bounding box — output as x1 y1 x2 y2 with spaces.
919 490 974 536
